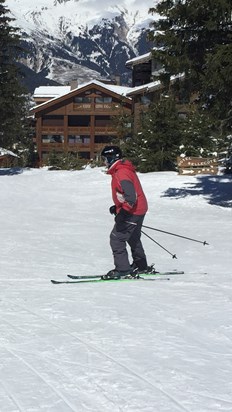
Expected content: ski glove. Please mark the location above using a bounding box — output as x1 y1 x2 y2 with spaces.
115 208 131 232
109 205 117 215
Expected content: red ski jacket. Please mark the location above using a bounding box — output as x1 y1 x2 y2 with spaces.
107 159 148 215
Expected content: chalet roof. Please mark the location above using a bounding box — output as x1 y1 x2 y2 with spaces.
31 80 132 113
0 148 18 158
126 73 185 97
125 52 152 67
125 44 164 67
126 80 162 96
34 86 71 99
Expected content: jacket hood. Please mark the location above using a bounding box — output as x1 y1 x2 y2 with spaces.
107 159 136 175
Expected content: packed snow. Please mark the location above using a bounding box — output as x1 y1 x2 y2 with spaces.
0 166 231 412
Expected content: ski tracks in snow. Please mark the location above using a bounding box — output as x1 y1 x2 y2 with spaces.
1 346 78 412
2 301 191 412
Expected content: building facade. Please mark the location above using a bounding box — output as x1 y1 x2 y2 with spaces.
126 52 188 132
126 52 165 132
30 80 132 165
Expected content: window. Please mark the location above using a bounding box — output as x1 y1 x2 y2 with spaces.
42 151 49 160
141 95 152 105
42 115 64 126
42 135 64 143
82 136 90 144
68 135 90 144
42 135 50 143
74 96 92 103
95 116 111 126
79 151 90 159
94 135 113 144
68 116 91 126
68 135 81 144
95 96 112 103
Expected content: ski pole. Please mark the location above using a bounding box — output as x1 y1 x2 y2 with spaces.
141 230 177 259
142 225 209 246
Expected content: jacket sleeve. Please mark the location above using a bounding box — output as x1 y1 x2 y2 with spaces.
118 179 137 212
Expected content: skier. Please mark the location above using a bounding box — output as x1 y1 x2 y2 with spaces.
101 145 149 279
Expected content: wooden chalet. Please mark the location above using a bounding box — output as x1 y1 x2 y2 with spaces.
30 80 132 165
126 52 187 131
125 50 163 87
0 148 18 167
126 51 165 131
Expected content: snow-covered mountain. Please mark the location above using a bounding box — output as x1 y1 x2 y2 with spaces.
6 0 160 91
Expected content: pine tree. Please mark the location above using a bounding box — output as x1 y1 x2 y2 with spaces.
149 1 232 146
180 110 216 157
149 0 232 95
123 99 183 172
111 103 132 145
0 0 31 154
45 151 86 170
202 43 232 133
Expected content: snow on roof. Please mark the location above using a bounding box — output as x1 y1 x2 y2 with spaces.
126 73 185 96
69 79 133 97
125 45 166 66
126 52 151 66
126 80 162 96
31 80 133 110
91 80 132 97
33 86 71 98
0 147 18 157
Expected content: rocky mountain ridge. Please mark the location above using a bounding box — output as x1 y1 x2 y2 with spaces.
6 0 159 92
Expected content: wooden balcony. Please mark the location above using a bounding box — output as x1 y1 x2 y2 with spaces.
41 143 64 150
40 126 117 134
41 126 91 134
94 143 108 152
67 127 91 134
73 102 121 112
94 127 117 134
73 103 92 110
40 126 65 134
67 142 90 148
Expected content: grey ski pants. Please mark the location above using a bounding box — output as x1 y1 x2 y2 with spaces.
110 214 147 272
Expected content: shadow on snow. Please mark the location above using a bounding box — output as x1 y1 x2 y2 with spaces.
0 168 23 176
162 175 232 208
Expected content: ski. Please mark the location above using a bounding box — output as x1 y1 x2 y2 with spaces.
51 276 171 285
67 270 184 280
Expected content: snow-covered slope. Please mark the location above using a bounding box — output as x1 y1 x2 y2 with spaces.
0 167 231 411
6 0 160 89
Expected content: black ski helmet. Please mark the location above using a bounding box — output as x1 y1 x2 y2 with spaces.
101 146 122 167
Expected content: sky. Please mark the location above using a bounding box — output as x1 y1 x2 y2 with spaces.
0 166 231 411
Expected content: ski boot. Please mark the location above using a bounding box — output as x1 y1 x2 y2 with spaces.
101 269 133 280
